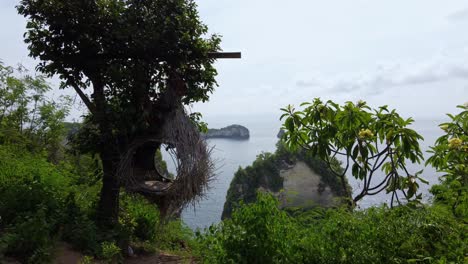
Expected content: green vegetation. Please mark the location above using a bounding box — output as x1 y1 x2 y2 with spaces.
281 99 426 205
0 140 196 263
0 62 198 263
18 0 221 226
0 0 466 262
0 61 466 264
199 192 467 264
198 102 467 264
427 104 468 218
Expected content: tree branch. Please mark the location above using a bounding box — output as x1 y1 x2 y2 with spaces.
71 83 96 115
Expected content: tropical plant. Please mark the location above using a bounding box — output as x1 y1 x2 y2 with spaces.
280 98 426 206
427 104 468 217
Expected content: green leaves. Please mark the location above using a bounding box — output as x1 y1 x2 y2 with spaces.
0 62 70 156
198 194 467 263
189 112 208 133
285 116 295 132
281 98 426 205
426 104 467 217
18 0 222 143
197 193 302 263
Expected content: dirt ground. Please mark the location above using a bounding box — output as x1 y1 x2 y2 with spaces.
52 243 196 264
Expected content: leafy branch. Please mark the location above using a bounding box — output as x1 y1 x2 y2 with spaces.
280 98 426 206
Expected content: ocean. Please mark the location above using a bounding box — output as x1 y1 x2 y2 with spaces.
162 115 447 230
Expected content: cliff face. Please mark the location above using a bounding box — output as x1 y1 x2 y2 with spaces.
202 125 249 139
280 161 337 208
222 143 351 219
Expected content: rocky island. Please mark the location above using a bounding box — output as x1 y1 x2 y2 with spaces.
202 124 249 139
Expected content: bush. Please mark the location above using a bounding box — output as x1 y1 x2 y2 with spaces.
157 219 196 252
61 193 99 254
99 241 122 264
0 145 101 261
1 208 55 263
0 146 67 262
198 193 467 264
299 205 466 263
198 193 302 263
120 194 160 243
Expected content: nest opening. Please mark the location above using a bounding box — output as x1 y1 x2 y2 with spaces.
117 107 215 216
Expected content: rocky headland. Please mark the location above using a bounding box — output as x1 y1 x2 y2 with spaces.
202 124 249 139
222 142 351 219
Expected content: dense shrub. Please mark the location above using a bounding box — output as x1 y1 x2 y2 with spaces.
119 194 160 243
0 146 101 262
199 193 301 263
157 219 197 252
198 192 467 264
298 205 466 263
0 146 68 262
61 193 99 254
0 143 194 262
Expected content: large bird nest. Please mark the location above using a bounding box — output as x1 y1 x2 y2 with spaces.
117 106 215 217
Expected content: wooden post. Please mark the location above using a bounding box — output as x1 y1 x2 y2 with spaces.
208 52 241 59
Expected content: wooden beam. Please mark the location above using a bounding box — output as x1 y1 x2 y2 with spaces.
208 52 241 59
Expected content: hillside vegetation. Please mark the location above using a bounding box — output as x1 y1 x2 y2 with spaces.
0 63 196 263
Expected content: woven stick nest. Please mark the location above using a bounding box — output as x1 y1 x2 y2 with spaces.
117 106 215 216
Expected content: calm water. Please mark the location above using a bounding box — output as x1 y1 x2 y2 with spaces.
163 116 446 230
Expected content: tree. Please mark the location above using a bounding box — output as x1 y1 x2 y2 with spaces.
0 62 71 159
427 104 467 217
280 98 426 206
17 0 221 226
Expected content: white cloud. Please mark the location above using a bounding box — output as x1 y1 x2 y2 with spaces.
447 7 468 21
295 52 468 96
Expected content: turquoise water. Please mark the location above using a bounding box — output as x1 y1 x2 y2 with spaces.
163 116 446 230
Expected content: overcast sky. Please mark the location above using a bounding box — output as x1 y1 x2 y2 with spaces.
1 0 468 122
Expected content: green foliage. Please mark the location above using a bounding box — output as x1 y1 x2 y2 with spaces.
0 139 196 261
189 112 209 133
223 150 283 219
427 104 468 218
0 62 71 160
17 0 221 145
199 193 301 264
99 241 122 264
119 194 160 243
298 204 466 263
0 146 70 262
79 255 95 264
1 208 55 264
61 193 99 254
156 219 197 253
199 193 467 264
281 98 426 205
18 0 222 227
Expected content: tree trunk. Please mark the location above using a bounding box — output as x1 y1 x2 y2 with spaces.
91 78 122 228
97 148 121 228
